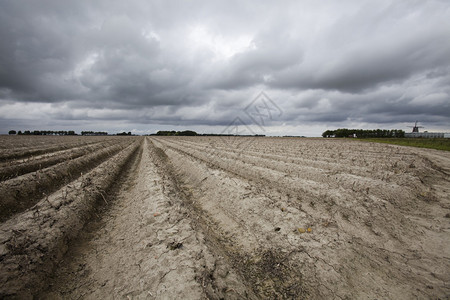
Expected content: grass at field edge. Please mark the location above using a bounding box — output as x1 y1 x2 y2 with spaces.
355 138 450 151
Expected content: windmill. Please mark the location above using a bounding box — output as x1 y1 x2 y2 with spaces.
408 121 424 133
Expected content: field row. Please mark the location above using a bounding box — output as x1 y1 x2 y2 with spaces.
0 137 138 222
155 137 430 209
0 136 142 296
0 136 448 298
0 139 118 181
150 136 450 299
0 136 128 161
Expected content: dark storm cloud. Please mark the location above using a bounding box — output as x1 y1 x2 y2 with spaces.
0 0 449 135
206 1 450 94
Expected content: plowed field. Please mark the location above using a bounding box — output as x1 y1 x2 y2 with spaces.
1 136 449 299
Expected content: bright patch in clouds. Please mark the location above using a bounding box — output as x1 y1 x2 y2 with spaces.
188 25 252 60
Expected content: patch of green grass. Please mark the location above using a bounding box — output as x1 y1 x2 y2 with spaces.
357 138 450 151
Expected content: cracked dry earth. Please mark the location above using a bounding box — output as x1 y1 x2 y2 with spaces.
39 138 252 299
39 137 449 299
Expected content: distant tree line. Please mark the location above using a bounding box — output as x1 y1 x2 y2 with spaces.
151 130 267 137
9 130 76 135
322 129 405 138
8 129 270 137
116 132 132 136
8 130 112 136
154 131 268 137
81 131 108 136
201 133 266 137
154 130 198 136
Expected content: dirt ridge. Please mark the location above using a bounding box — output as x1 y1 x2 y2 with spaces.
0 136 449 299
0 136 119 162
151 136 450 299
150 138 309 299
0 139 142 298
0 140 118 181
0 141 133 222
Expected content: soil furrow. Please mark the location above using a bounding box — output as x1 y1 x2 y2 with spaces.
0 140 119 181
159 137 423 201
164 136 419 166
163 136 426 180
0 141 134 222
0 139 142 298
151 138 312 298
151 137 450 299
1 136 448 299
38 137 254 299
0 136 118 162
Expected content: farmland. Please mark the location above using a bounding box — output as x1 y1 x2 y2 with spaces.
357 137 450 152
0 136 449 299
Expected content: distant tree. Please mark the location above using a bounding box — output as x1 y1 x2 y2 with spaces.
322 130 334 138
322 128 406 138
180 130 197 136
82 131 107 136
155 130 197 136
8 130 16 135
17 130 22 135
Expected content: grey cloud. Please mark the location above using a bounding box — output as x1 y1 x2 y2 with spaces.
267 2 450 92
205 32 304 90
0 0 449 135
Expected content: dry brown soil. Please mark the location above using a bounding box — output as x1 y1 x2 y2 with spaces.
1 136 449 299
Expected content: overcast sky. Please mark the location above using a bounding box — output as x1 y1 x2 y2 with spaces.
0 0 449 136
